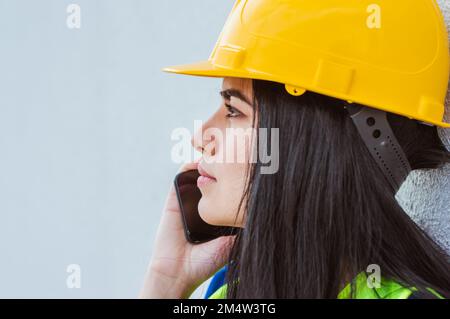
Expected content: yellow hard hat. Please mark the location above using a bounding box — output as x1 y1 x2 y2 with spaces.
163 0 450 128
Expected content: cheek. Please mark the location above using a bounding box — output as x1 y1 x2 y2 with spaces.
214 125 250 187
198 162 248 227
216 162 247 197
198 125 253 227
219 126 255 164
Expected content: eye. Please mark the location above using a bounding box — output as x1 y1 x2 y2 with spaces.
225 104 242 118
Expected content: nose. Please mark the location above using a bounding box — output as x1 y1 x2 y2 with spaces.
191 121 216 157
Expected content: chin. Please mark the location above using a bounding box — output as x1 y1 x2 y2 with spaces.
198 199 213 223
200 211 220 225
198 197 237 227
198 203 224 226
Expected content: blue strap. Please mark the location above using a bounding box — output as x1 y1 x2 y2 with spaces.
204 265 228 299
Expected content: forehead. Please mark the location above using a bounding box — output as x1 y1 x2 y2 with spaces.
222 77 253 101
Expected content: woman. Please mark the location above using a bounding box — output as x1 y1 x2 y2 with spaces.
140 0 450 298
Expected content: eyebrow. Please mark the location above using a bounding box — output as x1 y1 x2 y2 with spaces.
220 88 253 107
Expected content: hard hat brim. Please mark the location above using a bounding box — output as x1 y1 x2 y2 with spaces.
163 60 216 76
162 60 255 79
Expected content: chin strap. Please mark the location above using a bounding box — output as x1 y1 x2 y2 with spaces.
344 103 412 192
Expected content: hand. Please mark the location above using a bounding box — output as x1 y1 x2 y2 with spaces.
140 160 236 298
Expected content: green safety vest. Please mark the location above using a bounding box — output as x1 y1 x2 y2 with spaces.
208 271 444 299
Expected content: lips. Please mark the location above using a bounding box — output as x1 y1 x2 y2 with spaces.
197 163 217 188
198 164 216 180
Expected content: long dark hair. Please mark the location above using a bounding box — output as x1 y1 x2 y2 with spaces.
225 79 450 298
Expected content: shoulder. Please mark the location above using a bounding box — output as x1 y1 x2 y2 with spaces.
339 271 446 299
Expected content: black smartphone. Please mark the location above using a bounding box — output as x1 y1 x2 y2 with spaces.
173 169 239 244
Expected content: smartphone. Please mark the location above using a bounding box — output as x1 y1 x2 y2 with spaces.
173 169 239 244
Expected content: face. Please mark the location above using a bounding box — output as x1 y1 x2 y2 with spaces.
191 77 255 228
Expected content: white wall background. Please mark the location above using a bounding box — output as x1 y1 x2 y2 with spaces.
0 0 233 298
0 0 448 298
